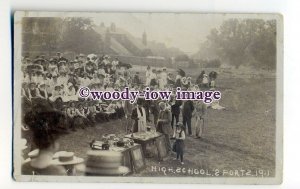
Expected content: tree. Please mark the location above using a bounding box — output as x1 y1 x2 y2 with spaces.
198 19 276 70
175 54 189 61
22 17 63 55
60 18 104 54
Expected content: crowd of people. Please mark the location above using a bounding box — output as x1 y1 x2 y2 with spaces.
21 51 219 169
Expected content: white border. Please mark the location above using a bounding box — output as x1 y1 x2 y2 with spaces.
0 0 299 188
13 11 283 185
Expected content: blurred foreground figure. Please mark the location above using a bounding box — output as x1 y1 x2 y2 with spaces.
22 100 69 175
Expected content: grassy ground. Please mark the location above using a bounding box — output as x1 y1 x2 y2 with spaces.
55 69 276 177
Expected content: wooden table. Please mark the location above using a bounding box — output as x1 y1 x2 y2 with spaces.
125 132 168 161
90 141 146 173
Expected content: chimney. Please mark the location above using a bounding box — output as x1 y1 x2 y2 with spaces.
142 31 147 46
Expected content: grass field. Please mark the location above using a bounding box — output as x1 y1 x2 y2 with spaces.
55 67 276 177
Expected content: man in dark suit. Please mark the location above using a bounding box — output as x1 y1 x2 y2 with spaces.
182 100 194 136
170 97 182 130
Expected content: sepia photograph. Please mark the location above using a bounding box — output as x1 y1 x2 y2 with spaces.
13 11 283 184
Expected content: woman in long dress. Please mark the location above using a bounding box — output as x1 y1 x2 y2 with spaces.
156 102 172 152
131 98 147 133
193 100 207 138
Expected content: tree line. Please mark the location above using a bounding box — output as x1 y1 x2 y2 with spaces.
195 19 276 70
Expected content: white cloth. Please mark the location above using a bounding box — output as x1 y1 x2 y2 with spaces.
63 87 78 102
48 64 58 76
47 79 58 94
57 76 68 86
98 68 106 75
137 107 147 132
210 100 225 110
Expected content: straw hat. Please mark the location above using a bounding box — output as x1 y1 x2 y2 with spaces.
28 149 39 158
38 82 46 88
52 151 84 165
77 150 129 175
176 122 185 130
23 149 39 163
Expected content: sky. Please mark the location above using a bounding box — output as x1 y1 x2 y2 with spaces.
88 13 276 55
92 13 228 55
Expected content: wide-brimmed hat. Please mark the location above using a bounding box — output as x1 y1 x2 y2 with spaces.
158 101 166 109
28 149 39 158
33 58 44 63
58 60 67 64
176 122 185 129
29 82 37 86
76 150 129 176
52 151 84 165
38 82 46 88
49 58 57 63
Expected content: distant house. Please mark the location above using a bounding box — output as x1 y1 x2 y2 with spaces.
94 23 147 56
94 23 185 60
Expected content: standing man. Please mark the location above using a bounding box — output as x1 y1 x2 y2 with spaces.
182 100 194 136
123 100 134 133
170 96 182 130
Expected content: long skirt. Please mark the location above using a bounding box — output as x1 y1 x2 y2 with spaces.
175 139 185 155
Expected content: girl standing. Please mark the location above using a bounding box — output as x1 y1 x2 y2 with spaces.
173 122 185 164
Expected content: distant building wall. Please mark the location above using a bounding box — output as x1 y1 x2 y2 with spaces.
109 55 171 68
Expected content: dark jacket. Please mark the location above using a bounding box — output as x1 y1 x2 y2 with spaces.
171 100 182 115
182 100 194 118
